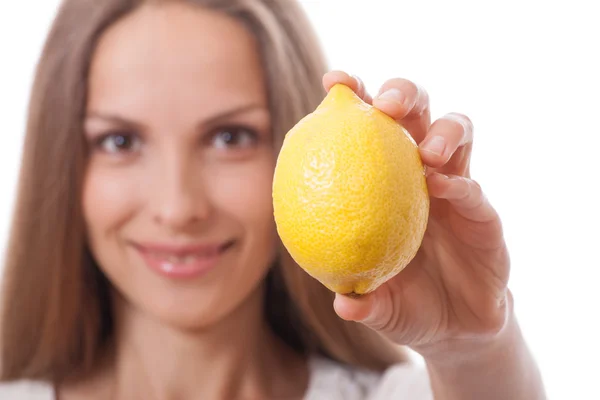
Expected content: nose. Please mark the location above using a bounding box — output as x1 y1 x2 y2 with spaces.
149 154 212 232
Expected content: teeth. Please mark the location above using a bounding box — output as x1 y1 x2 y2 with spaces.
183 255 199 263
163 255 202 263
152 253 215 264
168 255 181 263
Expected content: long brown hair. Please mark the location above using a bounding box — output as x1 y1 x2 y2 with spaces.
0 0 406 383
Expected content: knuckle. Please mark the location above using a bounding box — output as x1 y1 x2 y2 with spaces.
414 83 429 103
468 178 482 193
351 74 366 97
441 112 474 144
381 77 419 96
446 112 474 133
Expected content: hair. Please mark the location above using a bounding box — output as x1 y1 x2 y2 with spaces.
0 0 407 383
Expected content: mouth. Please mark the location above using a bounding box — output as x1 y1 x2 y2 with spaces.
131 240 235 279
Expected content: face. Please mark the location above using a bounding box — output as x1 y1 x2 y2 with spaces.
83 3 277 329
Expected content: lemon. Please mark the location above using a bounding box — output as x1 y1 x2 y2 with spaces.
272 84 429 295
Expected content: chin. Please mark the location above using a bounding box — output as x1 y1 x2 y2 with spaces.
120 263 270 333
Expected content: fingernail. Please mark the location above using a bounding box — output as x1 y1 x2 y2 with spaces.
376 88 405 106
423 136 446 157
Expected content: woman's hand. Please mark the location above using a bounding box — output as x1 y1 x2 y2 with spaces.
322 71 510 356
321 71 546 400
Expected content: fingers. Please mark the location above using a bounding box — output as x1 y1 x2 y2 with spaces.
323 70 373 104
333 292 376 322
420 113 474 169
324 72 474 177
372 78 431 144
333 289 393 330
334 286 401 338
372 78 429 121
323 73 430 123
426 173 498 223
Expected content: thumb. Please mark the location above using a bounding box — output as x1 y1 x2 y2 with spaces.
333 286 394 331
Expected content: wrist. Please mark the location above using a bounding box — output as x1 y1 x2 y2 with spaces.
414 291 516 368
414 299 547 400
422 316 517 370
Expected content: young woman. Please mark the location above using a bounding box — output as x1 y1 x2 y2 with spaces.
0 0 546 399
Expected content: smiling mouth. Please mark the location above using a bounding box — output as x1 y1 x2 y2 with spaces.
132 240 236 279
141 241 234 260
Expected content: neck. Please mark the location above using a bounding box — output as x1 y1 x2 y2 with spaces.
65 284 308 400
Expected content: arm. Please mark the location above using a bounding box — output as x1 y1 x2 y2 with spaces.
423 304 546 400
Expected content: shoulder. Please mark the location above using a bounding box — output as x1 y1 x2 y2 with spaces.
0 380 54 400
305 355 433 400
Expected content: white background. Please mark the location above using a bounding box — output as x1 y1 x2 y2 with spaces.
1 1 598 399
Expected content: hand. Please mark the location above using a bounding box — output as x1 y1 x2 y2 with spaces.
322 71 511 358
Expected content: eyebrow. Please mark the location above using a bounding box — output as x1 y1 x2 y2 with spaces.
85 103 268 130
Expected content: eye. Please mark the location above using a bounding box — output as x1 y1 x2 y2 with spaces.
209 127 258 149
94 132 142 154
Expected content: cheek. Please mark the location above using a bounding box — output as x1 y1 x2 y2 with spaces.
82 165 139 245
208 158 277 258
211 159 275 229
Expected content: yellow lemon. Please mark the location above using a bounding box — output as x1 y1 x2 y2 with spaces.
272 83 429 295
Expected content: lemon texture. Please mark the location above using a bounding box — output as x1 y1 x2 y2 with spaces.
272 84 429 295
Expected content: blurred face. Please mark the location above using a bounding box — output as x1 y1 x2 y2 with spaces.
83 3 277 329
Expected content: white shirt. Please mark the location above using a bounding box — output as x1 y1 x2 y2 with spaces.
0 356 433 399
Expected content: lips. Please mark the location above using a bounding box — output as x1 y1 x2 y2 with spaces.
132 240 234 279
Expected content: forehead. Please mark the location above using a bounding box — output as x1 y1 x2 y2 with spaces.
87 2 267 119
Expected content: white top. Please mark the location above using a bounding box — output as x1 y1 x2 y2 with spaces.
0 356 433 399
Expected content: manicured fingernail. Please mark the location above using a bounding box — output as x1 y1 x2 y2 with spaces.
376 88 405 105
423 136 446 156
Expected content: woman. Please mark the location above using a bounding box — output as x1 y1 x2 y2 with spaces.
0 0 546 399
